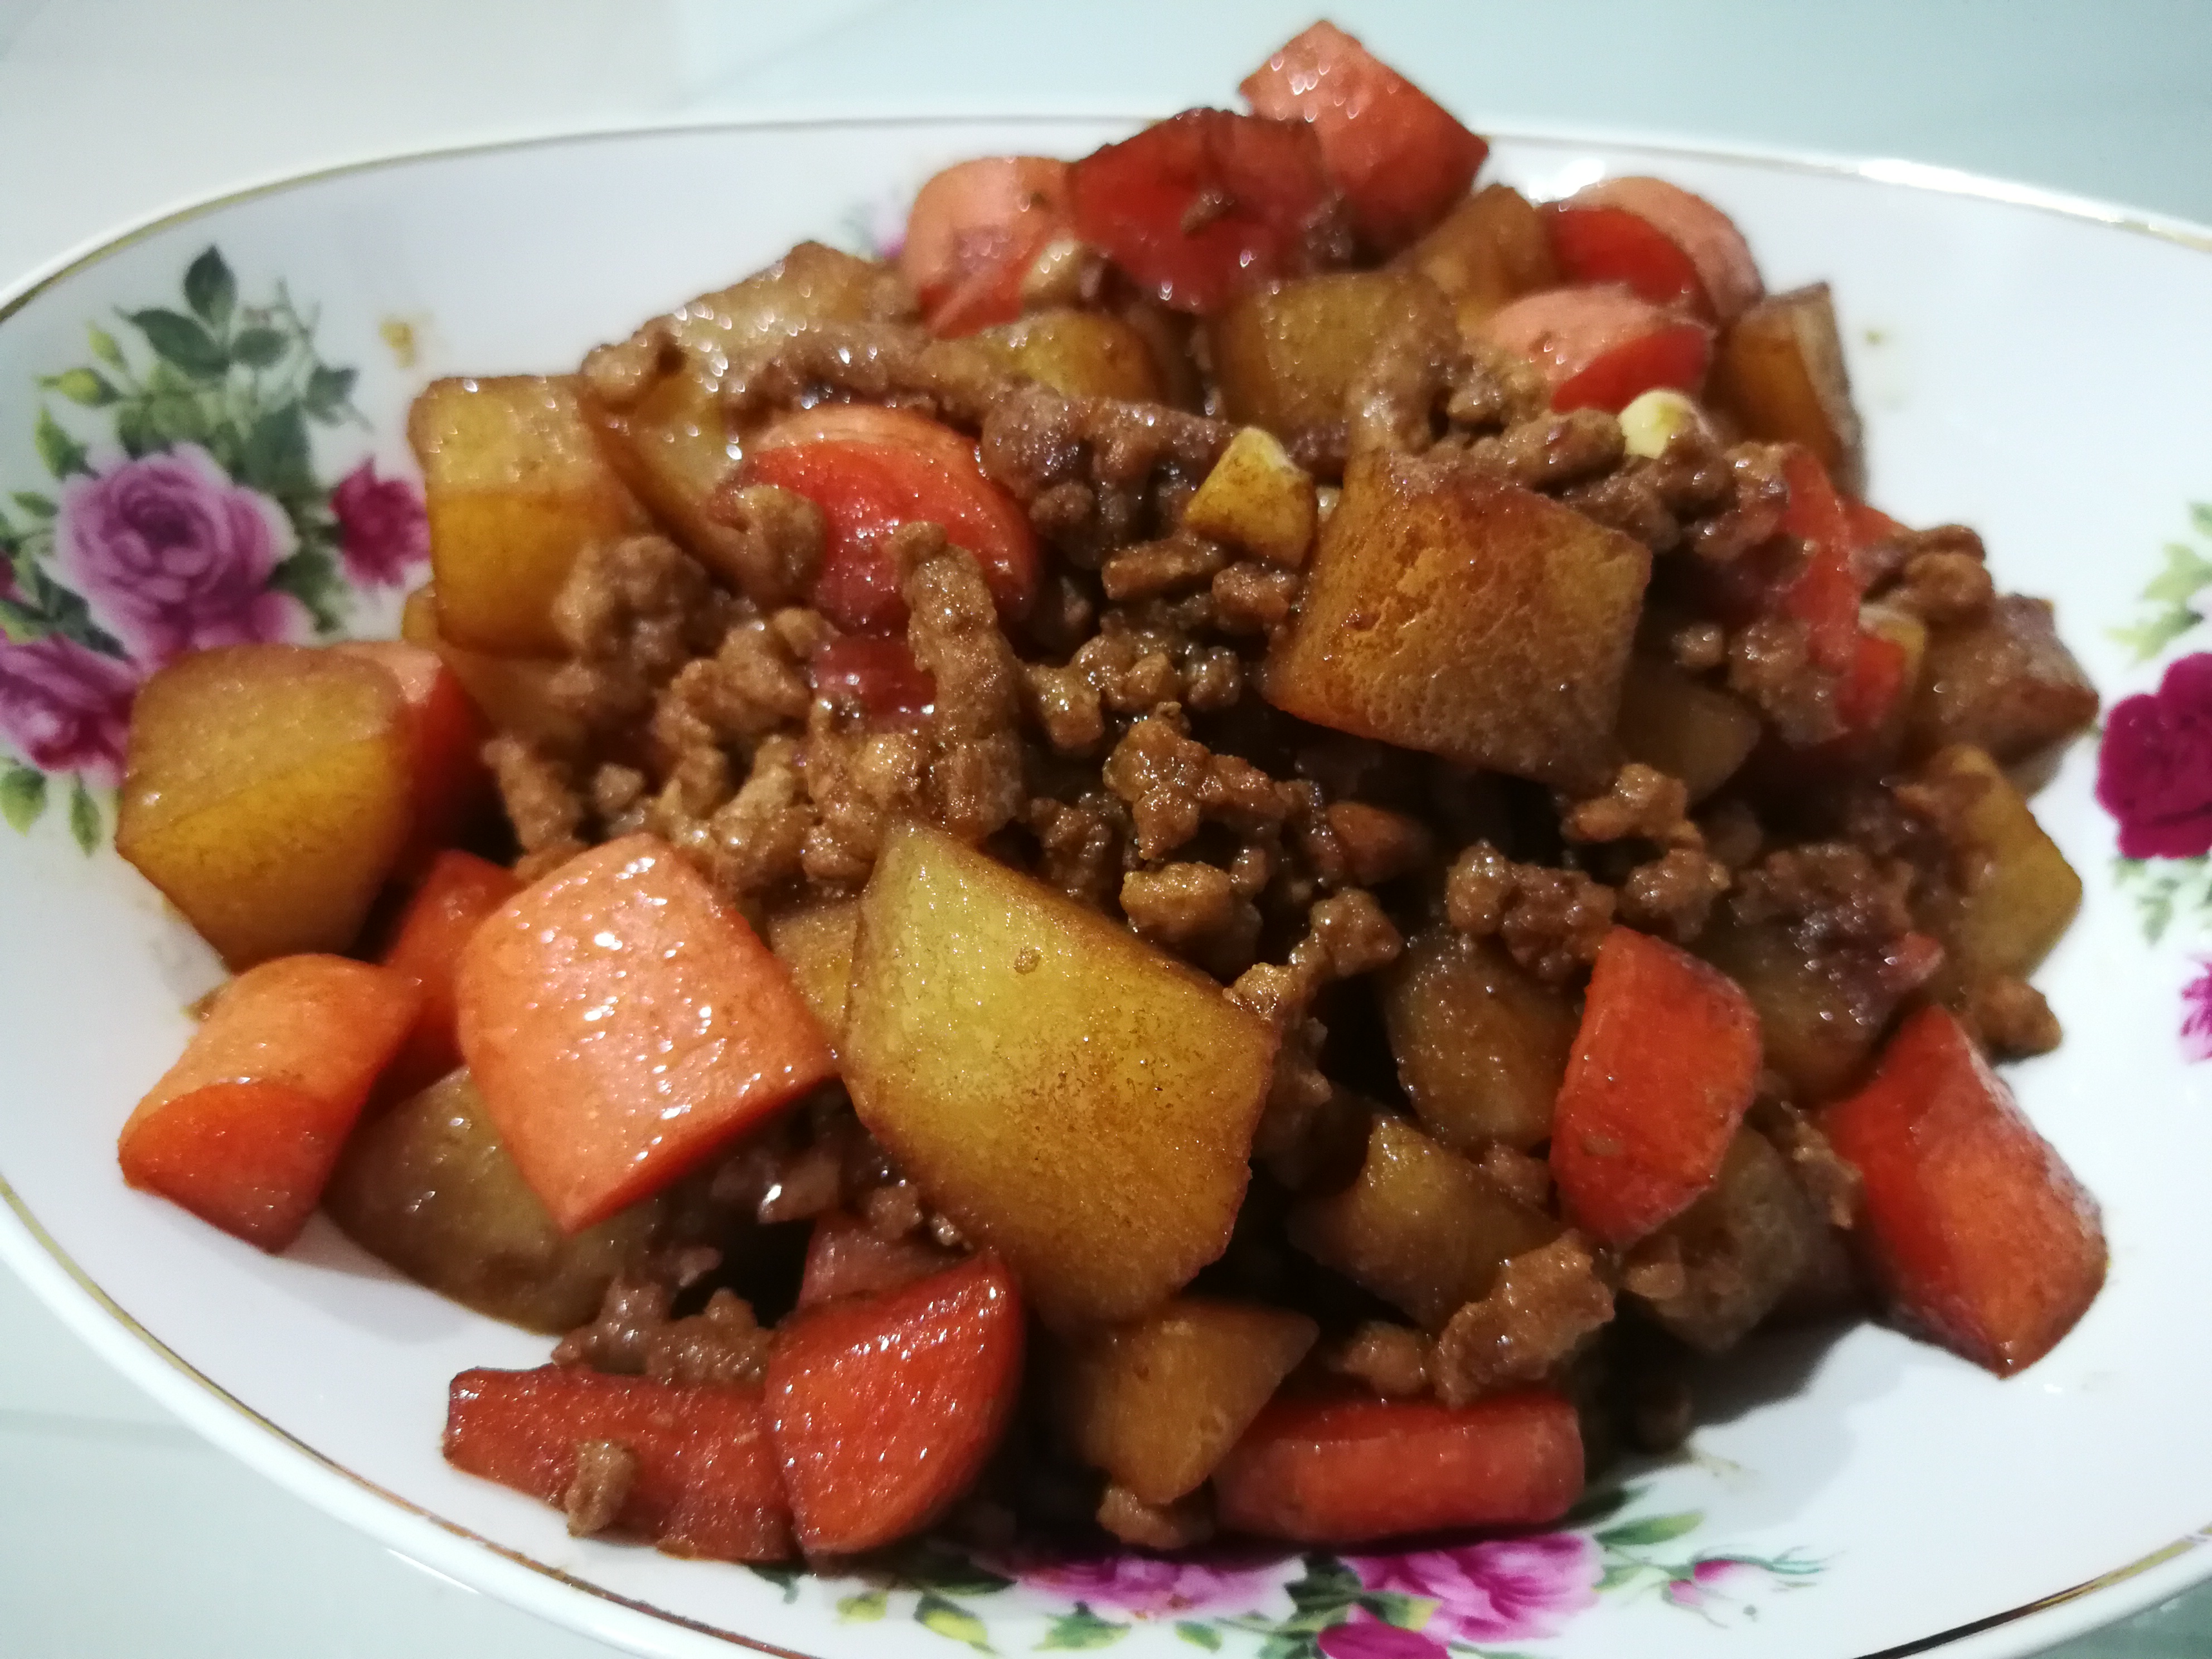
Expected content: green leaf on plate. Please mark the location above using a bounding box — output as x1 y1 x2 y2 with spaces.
41 368 118 408
2142 541 2212 604
68 777 100 854
11 492 56 520
1561 1482 1640 1529
1595 1511 1703 1549
1036 1603 1128 1650
915 1592 993 1652
230 326 288 369
887 1541 1013 1597
33 408 88 479
0 766 47 833
1173 1624 1223 1651
837 1590 889 1623
2191 501 2212 540
183 246 237 329
1359 1593 1433 1630
241 403 312 495
86 323 127 370
2109 606 2200 664
304 364 358 422
128 307 228 379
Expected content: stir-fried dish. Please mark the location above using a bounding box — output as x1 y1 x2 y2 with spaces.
108 22 2105 1566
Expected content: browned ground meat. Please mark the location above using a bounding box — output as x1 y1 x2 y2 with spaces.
1445 841 1616 984
1432 1234 1615 1406
564 1439 638 1537
1320 1321 1434 1398
1968 974 2064 1058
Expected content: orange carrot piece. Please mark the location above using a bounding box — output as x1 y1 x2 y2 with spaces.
795 1210 958 1310
118 955 420 1249
333 639 491 872
455 833 835 1232
1550 925 1762 1246
443 1367 794 1561
377 849 522 1100
1822 1006 2106 1375
1212 1389 1583 1545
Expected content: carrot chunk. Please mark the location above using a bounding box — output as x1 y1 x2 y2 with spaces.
455 833 835 1232
377 849 522 1100
1821 1006 2106 1375
332 639 491 872
443 1367 794 1561
1213 1389 1582 1545
118 955 421 1249
768 1253 1023 1555
1550 926 1762 1245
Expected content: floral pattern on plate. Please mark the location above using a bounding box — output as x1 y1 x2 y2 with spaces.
0 245 423 848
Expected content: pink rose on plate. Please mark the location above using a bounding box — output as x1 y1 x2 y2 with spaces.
0 636 139 785
1664 1557 1782 1624
1317 1616 1449 1659
331 458 428 586
1350 1532 1600 1645
56 443 307 667
998 1546 1283 1616
2181 963 2212 1063
2098 652 2212 859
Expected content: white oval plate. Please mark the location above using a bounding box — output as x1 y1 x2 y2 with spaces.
2 116 2210 1659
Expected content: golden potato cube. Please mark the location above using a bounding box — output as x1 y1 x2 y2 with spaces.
1711 282 1865 498
1631 1128 1816 1352
1910 595 2099 769
1265 452 1651 790
1400 183 1559 328
1057 1298 1317 1503
324 1070 662 1333
410 375 647 657
1180 426 1318 568
634 240 915 381
765 898 860 1051
844 822 1277 1328
1288 1115 1559 1331
1699 913 1901 1105
401 585 581 750
118 644 411 968
1616 654 1762 803
972 308 1168 401
1918 743 2083 988
1206 271 1452 456
1382 930 1575 1153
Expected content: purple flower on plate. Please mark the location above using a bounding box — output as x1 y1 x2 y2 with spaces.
1317 1616 1450 1659
1350 1532 1600 1644
56 443 306 666
999 1547 1282 1616
1663 1557 1781 1624
2098 652 2212 859
330 458 428 586
2181 962 2212 1063
0 636 139 784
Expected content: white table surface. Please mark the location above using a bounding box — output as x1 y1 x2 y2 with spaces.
3 2 2209 1653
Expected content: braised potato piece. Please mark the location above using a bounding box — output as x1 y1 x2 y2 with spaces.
1058 1298 1317 1503
765 898 860 1050
1631 1128 1817 1352
1265 452 1650 790
1917 744 2083 991
1909 595 2099 767
1698 913 1901 1105
325 1071 663 1333
1288 1115 1559 1331
1382 930 1574 1152
1207 271 1453 458
118 644 411 968
971 309 1167 401
844 823 1276 1328
1400 183 1558 328
1615 655 1761 803
1181 426 1318 567
583 243 914 592
410 375 648 657
1710 282 1865 498
400 585 583 750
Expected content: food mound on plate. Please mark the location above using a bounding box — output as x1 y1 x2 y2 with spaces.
109 21 2105 1566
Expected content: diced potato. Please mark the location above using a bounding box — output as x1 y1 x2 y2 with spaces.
1697 913 1903 1105
1631 1128 1817 1352
583 244 918 590
1917 744 2082 990
1264 451 1650 790
971 308 1167 401
1909 595 2099 768
1207 271 1453 457
324 1070 662 1333
117 644 411 968
843 822 1276 1328
1288 1115 1559 1331
1614 655 1761 803
765 898 860 1050
410 375 647 657
1710 283 1865 498
1056 1298 1317 1504
1856 600 1930 767
401 584 582 750
1400 183 1559 328
1180 426 1318 567
1381 930 1574 1153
